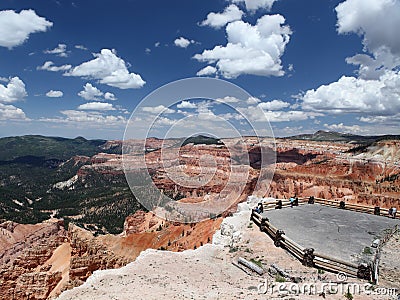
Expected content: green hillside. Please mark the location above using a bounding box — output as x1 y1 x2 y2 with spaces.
0 135 139 234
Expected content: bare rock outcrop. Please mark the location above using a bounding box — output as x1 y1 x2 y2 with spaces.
65 224 130 289
0 219 66 300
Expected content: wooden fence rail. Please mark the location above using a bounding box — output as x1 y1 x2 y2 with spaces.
371 224 398 285
258 197 399 220
250 197 400 283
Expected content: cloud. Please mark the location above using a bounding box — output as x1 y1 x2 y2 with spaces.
174 37 195 48
200 4 243 29
104 92 117 101
77 102 115 111
246 97 261 105
194 103 219 121
194 14 292 78
229 0 278 11
0 103 27 120
153 117 178 127
44 44 68 57
177 101 197 109
196 66 217 76
78 83 103 100
297 0 400 130
238 104 322 123
336 0 400 79
37 61 72 72
359 115 397 124
78 83 117 101
216 96 240 103
300 70 400 115
0 77 27 103
66 49 146 89
142 105 175 114
155 42 160 47
0 9 53 49
41 110 126 126
258 99 290 110
75 45 88 50
46 90 63 98
323 123 365 134
213 96 259 104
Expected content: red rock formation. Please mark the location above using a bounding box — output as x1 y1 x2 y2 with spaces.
0 220 66 300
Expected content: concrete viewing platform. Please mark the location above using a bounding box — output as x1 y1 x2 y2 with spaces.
261 204 400 264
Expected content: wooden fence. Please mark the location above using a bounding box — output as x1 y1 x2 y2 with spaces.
371 224 398 285
259 197 400 220
250 199 400 282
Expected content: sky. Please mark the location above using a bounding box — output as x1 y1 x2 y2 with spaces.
0 0 399 140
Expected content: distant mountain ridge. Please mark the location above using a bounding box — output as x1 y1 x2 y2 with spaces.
286 130 400 144
0 135 108 161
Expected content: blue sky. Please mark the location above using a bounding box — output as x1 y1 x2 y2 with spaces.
0 0 399 139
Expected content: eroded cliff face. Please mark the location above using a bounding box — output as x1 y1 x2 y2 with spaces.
82 139 399 209
65 224 131 289
269 140 400 209
0 220 67 300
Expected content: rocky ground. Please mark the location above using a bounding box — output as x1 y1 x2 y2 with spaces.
379 231 400 290
57 203 399 300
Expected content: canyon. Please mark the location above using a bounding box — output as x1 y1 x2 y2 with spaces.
0 134 399 299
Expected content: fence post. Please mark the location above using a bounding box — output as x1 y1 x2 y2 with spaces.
374 206 380 216
276 200 282 209
260 217 268 232
302 248 315 267
274 230 285 247
357 263 372 280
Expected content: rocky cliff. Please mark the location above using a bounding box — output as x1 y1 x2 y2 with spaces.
0 220 66 300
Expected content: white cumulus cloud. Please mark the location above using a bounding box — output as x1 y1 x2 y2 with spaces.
66 49 145 89
239 105 321 122
37 61 72 72
336 0 400 79
42 110 127 126
46 90 63 98
77 102 115 111
174 37 195 48
0 9 52 49
196 66 217 77
104 92 117 101
216 96 240 103
78 83 103 100
0 77 27 103
229 0 278 12
297 0 400 131
142 105 175 114
200 4 243 29
75 45 88 50
44 44 68 57
323 123 365 134
300 70 400 115
194 15 292 78
246 97 261 105
177 101 197 109
258 99 290 110
0 103 27 120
